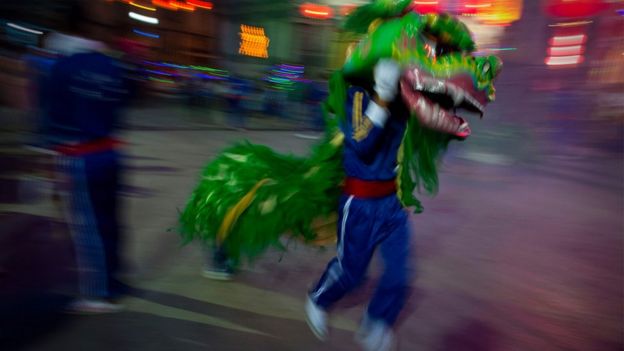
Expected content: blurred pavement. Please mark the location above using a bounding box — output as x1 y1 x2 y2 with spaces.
0 73 622 350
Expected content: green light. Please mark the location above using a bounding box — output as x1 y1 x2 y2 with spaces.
149 76 175 84
190 65 229 76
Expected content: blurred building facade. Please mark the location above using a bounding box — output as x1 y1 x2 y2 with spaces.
0 0 621 108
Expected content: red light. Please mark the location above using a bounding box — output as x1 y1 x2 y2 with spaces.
460 1 481 15
549 34 586 46
412 1 440 14
170 1 195 11
341 4 356 17
300 3 334 19
546 0 608 18
545 55 584 66
186 0 212 10
152 0 177 10
547 45 584 56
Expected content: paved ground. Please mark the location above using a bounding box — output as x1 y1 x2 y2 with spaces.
0 62 622 350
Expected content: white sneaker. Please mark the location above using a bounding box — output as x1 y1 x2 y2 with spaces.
202 267 233 281
355 316 396 351
66 299 124 314
305 296 328 341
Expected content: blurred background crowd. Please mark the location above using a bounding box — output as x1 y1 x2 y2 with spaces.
0 0 622 131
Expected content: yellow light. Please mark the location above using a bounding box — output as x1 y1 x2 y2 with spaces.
548 20 593 28
130 1 157 11
479 0 523 25
466 3 491 8
304 9 330 16
187 0 212 10
239 25 269 59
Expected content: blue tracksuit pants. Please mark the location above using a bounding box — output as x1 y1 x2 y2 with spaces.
57 150 121 299
310 193 411 326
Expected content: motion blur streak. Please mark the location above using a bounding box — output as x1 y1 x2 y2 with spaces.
0 0 621 350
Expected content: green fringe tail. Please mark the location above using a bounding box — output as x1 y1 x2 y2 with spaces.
180 70 452 263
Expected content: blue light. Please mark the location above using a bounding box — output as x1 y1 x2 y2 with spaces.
133 29 160 39
161 62 187 69
145 69 174 76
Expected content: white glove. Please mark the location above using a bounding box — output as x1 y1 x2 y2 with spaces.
373 59 402 103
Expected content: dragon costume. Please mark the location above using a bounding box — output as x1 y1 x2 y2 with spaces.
179 0 501 266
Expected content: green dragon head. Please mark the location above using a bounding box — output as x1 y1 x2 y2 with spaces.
322 0 502 212
340 0 502 137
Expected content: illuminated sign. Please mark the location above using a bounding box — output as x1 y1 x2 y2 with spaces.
479 0 522 25
412 1 441 14
546 34 587 67
107 0 213 11
187 0 213 9
170 1 195 11
546 0 608 18
239 25 269 59
152 0 178 10
300 3 334 19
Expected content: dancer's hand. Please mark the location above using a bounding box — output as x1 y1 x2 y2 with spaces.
373 59 402 105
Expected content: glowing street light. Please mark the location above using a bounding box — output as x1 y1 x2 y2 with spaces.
129 11 159 24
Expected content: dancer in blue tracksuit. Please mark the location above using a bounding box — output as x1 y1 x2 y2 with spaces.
306 60 408 351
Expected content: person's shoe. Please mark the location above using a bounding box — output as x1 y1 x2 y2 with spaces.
65 299 124 314
202 266 233 281
355 316 396 351
305 296 328 341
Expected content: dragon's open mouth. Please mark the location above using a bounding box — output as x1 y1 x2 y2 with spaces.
400 66 489 137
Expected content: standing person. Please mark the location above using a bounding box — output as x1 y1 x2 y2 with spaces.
44 2 130 313
225 78 245 130
305 82 326 131
22 38 58 150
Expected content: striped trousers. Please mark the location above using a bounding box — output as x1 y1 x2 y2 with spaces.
57 150 121 299
309 193 412 327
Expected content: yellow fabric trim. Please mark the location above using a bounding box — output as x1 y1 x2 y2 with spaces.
396 128 406 206
217 178 271 244
352 91 363 133
331 131 345 147
354 119 373 141
368 19 383 34
352 91 373 142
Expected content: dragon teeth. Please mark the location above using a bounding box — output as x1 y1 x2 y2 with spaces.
447 84 464 107
410 68 485 113
464 94 484 112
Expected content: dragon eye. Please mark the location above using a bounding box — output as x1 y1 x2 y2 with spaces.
482 62 491 75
